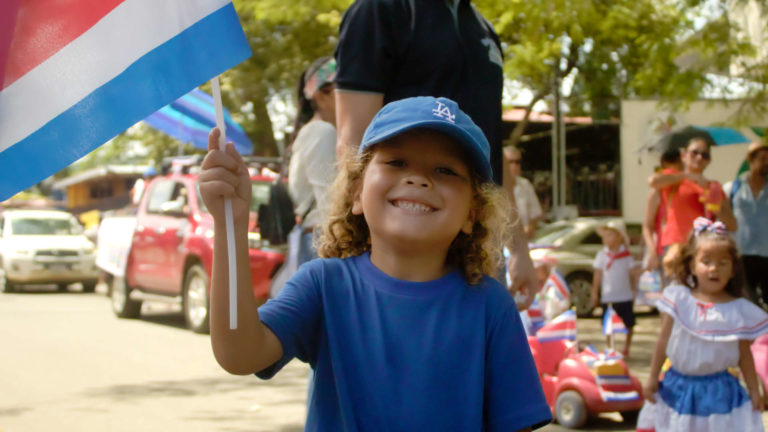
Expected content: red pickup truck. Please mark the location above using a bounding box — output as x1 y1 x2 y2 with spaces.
97 171 284 333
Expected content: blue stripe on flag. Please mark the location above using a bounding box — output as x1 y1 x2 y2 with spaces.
0 3 250 200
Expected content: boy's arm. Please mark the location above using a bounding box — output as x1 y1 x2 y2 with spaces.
644 312 673 402
648 171 706 189
590 269 602 309
739 340 764 410
642 189 660 270
209 219 283 375
199 129 283 375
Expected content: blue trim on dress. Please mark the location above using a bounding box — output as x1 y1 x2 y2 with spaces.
658 368 751 416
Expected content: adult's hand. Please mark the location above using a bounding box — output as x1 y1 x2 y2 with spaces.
507 225 536 311
645 250 660 272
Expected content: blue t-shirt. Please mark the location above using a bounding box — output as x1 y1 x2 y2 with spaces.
257 253 551 431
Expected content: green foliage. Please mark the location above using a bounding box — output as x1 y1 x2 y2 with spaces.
225 0 352 155
95 0 767 164
476 0 752 125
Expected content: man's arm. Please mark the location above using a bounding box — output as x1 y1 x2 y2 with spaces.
501 150 538 310
335 90 383 161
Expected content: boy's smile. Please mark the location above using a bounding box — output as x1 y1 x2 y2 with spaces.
353 131 475 256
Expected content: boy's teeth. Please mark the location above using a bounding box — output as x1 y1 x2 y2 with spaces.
394 200 431 212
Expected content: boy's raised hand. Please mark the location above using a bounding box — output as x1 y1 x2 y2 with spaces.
198 128 251 223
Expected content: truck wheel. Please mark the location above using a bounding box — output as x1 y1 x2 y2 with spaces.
0 268 15 293
81 281 97 293
566 272 594 317
111 276 141 318
183 264 210 334
555 390 588 429
57 283 68 292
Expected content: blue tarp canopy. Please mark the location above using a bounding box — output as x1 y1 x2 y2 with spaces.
142 88 253 154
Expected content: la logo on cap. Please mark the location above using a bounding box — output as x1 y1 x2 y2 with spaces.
432 101 455 123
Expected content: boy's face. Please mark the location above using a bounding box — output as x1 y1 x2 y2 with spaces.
352 132 475 254
599 228 622 249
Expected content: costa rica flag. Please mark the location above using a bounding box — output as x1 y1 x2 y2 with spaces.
536 309 577 342
544 269 570 302
602 305 628 335
0 0 251 200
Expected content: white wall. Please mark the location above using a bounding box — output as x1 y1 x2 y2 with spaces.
620 99 761 223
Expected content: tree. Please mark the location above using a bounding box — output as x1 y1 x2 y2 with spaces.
224 0 352 155
474 0 754 147
100 0 761 163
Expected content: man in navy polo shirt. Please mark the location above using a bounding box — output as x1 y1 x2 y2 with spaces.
334 0 538 307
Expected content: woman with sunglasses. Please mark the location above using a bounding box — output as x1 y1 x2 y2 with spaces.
648 137 738 256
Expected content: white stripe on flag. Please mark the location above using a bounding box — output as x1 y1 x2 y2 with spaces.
0 0 231 152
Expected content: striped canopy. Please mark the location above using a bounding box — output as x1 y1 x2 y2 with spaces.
143 88 253 154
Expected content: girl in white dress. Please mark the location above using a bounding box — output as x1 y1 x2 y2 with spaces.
637 217 768 432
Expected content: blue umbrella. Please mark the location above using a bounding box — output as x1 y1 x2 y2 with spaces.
694 126 750 146
142 88 253 154
643 125 749 155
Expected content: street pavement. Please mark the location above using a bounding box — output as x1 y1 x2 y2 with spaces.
0 283 308 432
1 286 765 431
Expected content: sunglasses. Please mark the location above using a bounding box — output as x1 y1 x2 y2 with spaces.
508 159 522 165
688 149 711 160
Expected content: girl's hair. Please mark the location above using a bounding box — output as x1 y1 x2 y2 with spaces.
290 56 333 144
316 132 512 284
667 228 746 298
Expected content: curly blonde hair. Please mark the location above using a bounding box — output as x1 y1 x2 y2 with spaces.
316 141 512 284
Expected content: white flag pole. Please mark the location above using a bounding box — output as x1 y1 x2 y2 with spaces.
210 76 238 330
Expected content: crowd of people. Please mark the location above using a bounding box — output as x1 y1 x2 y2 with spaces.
643 138 768 310
195 0 768 430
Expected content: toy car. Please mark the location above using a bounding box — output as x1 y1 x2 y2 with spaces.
528 336 644 428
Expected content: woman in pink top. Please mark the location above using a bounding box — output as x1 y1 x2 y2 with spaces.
648 137 737 250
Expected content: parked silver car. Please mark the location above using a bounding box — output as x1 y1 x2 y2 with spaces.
0 209 99 293
529 217 645 316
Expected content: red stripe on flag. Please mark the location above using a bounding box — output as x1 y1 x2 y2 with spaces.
0 0 22 89
2 0 125 90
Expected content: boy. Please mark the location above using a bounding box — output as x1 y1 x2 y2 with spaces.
200 97 552 431
590 220 640 356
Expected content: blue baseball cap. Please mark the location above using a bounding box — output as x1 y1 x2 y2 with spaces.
359 96 492 181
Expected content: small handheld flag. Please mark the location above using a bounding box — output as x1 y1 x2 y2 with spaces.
526 298 546 333
536 309 577 342
544 269 570 302
602 305 628 335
